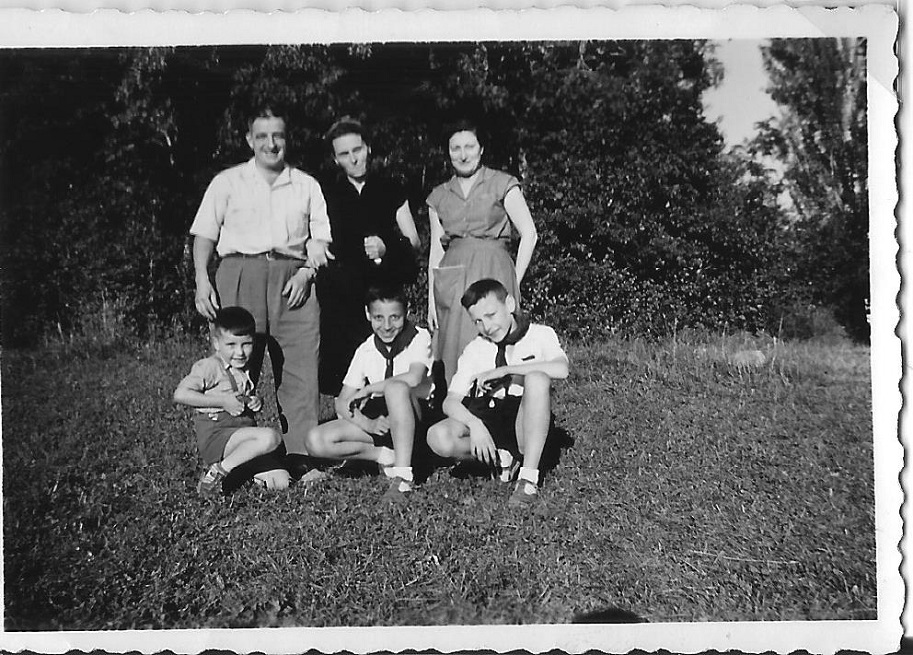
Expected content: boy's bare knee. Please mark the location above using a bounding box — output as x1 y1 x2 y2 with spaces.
383 379 410 399
427 423 455 457
523 370 552 394
304 427 326 456
261 428 282 450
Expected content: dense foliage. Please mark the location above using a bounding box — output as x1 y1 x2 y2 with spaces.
751 38 870 342
0 41 865 345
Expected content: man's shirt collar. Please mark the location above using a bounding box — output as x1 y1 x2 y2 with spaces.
243 157 291 186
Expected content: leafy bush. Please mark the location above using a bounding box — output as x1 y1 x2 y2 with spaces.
1 43 846 345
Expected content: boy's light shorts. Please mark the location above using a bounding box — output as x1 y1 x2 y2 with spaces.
462 395 522 458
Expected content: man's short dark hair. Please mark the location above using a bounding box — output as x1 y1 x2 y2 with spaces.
247 105 286 132
326 116 368 146
365 285 408 311
460 278 507 309
212 306 257 336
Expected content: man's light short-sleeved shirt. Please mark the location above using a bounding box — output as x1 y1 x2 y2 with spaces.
449 324 567 399
190 158 332 258
178 354 254 415
342 327 433 398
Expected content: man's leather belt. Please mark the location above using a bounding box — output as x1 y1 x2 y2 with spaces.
222 251 302 261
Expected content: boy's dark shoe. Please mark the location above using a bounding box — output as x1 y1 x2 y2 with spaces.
381 477 413 504
197 463 227 495
285 453 329 481
508 479 539 508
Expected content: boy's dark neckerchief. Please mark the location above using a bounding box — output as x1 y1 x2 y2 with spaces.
474 313 530 398
495 313 530 367
373 320 419 379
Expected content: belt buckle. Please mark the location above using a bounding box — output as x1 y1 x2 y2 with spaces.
264 251 276 261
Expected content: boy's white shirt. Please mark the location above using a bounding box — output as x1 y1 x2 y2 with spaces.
342 326 433 397
449 323 567 399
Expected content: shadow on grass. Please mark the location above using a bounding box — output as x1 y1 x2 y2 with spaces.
426 416 574 485
225 423 575 487
571 606 648 624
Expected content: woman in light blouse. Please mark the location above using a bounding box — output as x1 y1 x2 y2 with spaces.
426 120 538 384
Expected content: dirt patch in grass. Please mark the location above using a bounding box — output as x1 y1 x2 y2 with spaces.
3 333 875 628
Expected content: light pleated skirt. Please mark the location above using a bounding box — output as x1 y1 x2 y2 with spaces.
432 237 519 384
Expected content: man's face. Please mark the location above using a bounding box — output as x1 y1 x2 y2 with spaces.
212 329 255 369
246 116 287 172
448 130 483 178
332 133 370 181
366 299 406 344
467 293 516 343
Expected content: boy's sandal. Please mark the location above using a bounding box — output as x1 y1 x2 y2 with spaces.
197 463 228 495
378 462 398 479
381 477 413 504
508 479 539 508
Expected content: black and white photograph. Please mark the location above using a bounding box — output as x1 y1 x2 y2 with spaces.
0 3 902 653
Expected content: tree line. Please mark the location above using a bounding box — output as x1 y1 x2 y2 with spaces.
0 39 869 346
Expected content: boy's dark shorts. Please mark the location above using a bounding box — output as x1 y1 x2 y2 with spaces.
463 394 522 458
194 411 256 465
194 411 287 494
357 395 432 450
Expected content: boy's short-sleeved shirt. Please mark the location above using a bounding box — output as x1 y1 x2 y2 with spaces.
178 354 254 415
449 324 567 399
342 327 433 398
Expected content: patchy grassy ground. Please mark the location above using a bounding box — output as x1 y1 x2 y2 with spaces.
3 330 875 629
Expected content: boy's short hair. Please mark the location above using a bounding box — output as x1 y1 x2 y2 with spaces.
326 116 368 146
365 285 408 311
460 278 508 309
212 306 256 337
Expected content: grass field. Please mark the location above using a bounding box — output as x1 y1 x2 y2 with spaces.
3 330 876 629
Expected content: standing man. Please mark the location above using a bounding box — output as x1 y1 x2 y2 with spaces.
190 105 332 478
318 117 420 396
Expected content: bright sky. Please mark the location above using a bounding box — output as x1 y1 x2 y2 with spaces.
702 39 780 148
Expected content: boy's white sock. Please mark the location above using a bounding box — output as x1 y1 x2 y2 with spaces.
376 447 396 468
497 449 514 468
389 466 413 486
518 466 539 488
